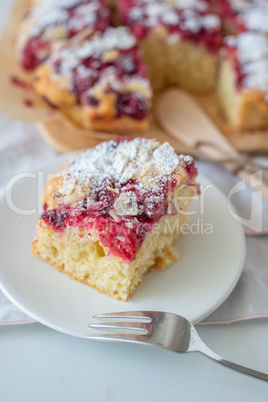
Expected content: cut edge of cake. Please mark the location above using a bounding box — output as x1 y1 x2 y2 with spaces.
218 31 268 131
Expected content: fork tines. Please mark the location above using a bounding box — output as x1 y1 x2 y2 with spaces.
92 311 153 321
88 311 153 335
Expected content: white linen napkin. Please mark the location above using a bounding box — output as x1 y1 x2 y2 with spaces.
0 113 267 325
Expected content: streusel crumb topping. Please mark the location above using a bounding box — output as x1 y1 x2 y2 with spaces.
61 138 193 198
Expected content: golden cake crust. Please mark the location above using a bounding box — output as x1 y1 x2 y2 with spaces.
33 63 77 107
60 106 149 131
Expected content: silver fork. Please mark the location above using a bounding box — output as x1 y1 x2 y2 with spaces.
87 310 268 382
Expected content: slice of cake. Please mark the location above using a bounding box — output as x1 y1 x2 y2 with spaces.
32 26 152 131
17 0 111 71
118 0 222 91
32 138 199 301
218 31 268 131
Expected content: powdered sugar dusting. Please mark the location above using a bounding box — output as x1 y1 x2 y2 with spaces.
127 0 219 34
237 32 268 63
226 0 268 33
76 27 136 59
180 10 202 33
20 0 104 45
180 10 220 32
226 32 268 91
243 58 268 90
60 139 193 199
202 14 220 31
152 142 180 175
29 5 69 37
46 27 139 92
173 0 208 12
50 27 136 74
242 6 268 33
67 2 99 32
162 11 180 25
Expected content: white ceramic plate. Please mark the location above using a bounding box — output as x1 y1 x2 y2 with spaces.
0 157 245 337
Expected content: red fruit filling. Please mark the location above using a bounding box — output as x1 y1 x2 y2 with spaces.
115 92 149 119
223 43 245 91
22 38 49 71
219 0 248 34
51 46 150 119
41 164 196 264
119 1 223 53
10 75 32 90
20 0 111 71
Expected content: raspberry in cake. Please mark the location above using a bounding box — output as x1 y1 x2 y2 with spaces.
32 138 199 301
17 0 111 71
32 26 152 131
218 31 268 130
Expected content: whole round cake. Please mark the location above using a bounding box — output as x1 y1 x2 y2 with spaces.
17 0 268 131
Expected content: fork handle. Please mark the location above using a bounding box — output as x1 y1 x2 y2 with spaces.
199 344 268 382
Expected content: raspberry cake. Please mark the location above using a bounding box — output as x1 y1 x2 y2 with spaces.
218 32 268 130
32 138 198 301
17 0 268 132
32 27 151 131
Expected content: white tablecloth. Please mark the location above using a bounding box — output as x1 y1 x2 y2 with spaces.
0 113 268 325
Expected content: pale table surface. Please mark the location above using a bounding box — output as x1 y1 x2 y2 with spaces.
0 2 268 401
